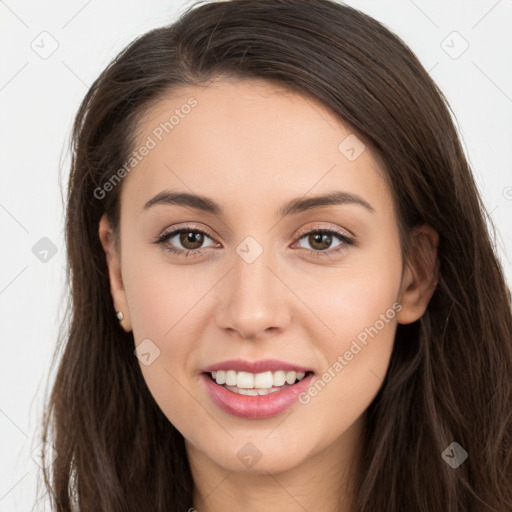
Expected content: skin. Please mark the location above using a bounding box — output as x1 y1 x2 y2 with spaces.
99 77 438 512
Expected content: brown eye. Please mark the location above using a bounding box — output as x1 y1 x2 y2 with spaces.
155 225 219 257
294 227 355 258
307 232 335 251
178 230 204 250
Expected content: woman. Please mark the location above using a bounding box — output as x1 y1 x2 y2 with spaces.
40 0 512 510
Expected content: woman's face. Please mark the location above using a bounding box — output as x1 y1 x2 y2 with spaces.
100 78 435 476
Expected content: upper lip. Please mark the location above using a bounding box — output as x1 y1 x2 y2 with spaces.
202 358 314 374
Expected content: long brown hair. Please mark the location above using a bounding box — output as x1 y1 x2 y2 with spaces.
39 0 512 510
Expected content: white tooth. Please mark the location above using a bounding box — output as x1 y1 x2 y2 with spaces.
257 388 271 395
285 371 297 385
245 388 259 396
237 387 248 395
218 369 306 390
237 371 254 388
254 371 273 388
273 370 286 386
225 370 237 386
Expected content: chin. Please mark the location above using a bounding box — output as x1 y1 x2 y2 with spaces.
193 432 316 475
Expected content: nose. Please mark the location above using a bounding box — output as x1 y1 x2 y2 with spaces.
215 244 292 340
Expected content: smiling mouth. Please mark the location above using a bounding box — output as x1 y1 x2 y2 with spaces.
205 369 314 396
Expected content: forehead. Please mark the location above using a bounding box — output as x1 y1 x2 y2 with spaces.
123 78 392 220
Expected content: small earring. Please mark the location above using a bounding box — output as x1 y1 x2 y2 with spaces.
116 311 124 322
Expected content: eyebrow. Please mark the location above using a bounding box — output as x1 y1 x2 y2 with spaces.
143 190 375 216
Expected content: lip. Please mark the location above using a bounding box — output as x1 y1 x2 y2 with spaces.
202 358 313 374
201 371 315 419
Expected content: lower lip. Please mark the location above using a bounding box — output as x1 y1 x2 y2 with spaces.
201 372 315 419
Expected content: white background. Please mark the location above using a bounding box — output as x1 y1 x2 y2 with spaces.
1 1 511 510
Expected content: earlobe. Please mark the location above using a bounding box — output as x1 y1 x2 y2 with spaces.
98 213 132 332
396 224 439 325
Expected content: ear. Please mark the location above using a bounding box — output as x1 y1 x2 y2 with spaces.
396 224 439 325
98 213 132 332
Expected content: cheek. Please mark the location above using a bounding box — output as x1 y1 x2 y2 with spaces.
128 272 207 435
294 247 402 417
123 247 210 341
122 254 216 425
304 247 402 353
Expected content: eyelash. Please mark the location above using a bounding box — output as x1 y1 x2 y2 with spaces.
154 224 355 259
